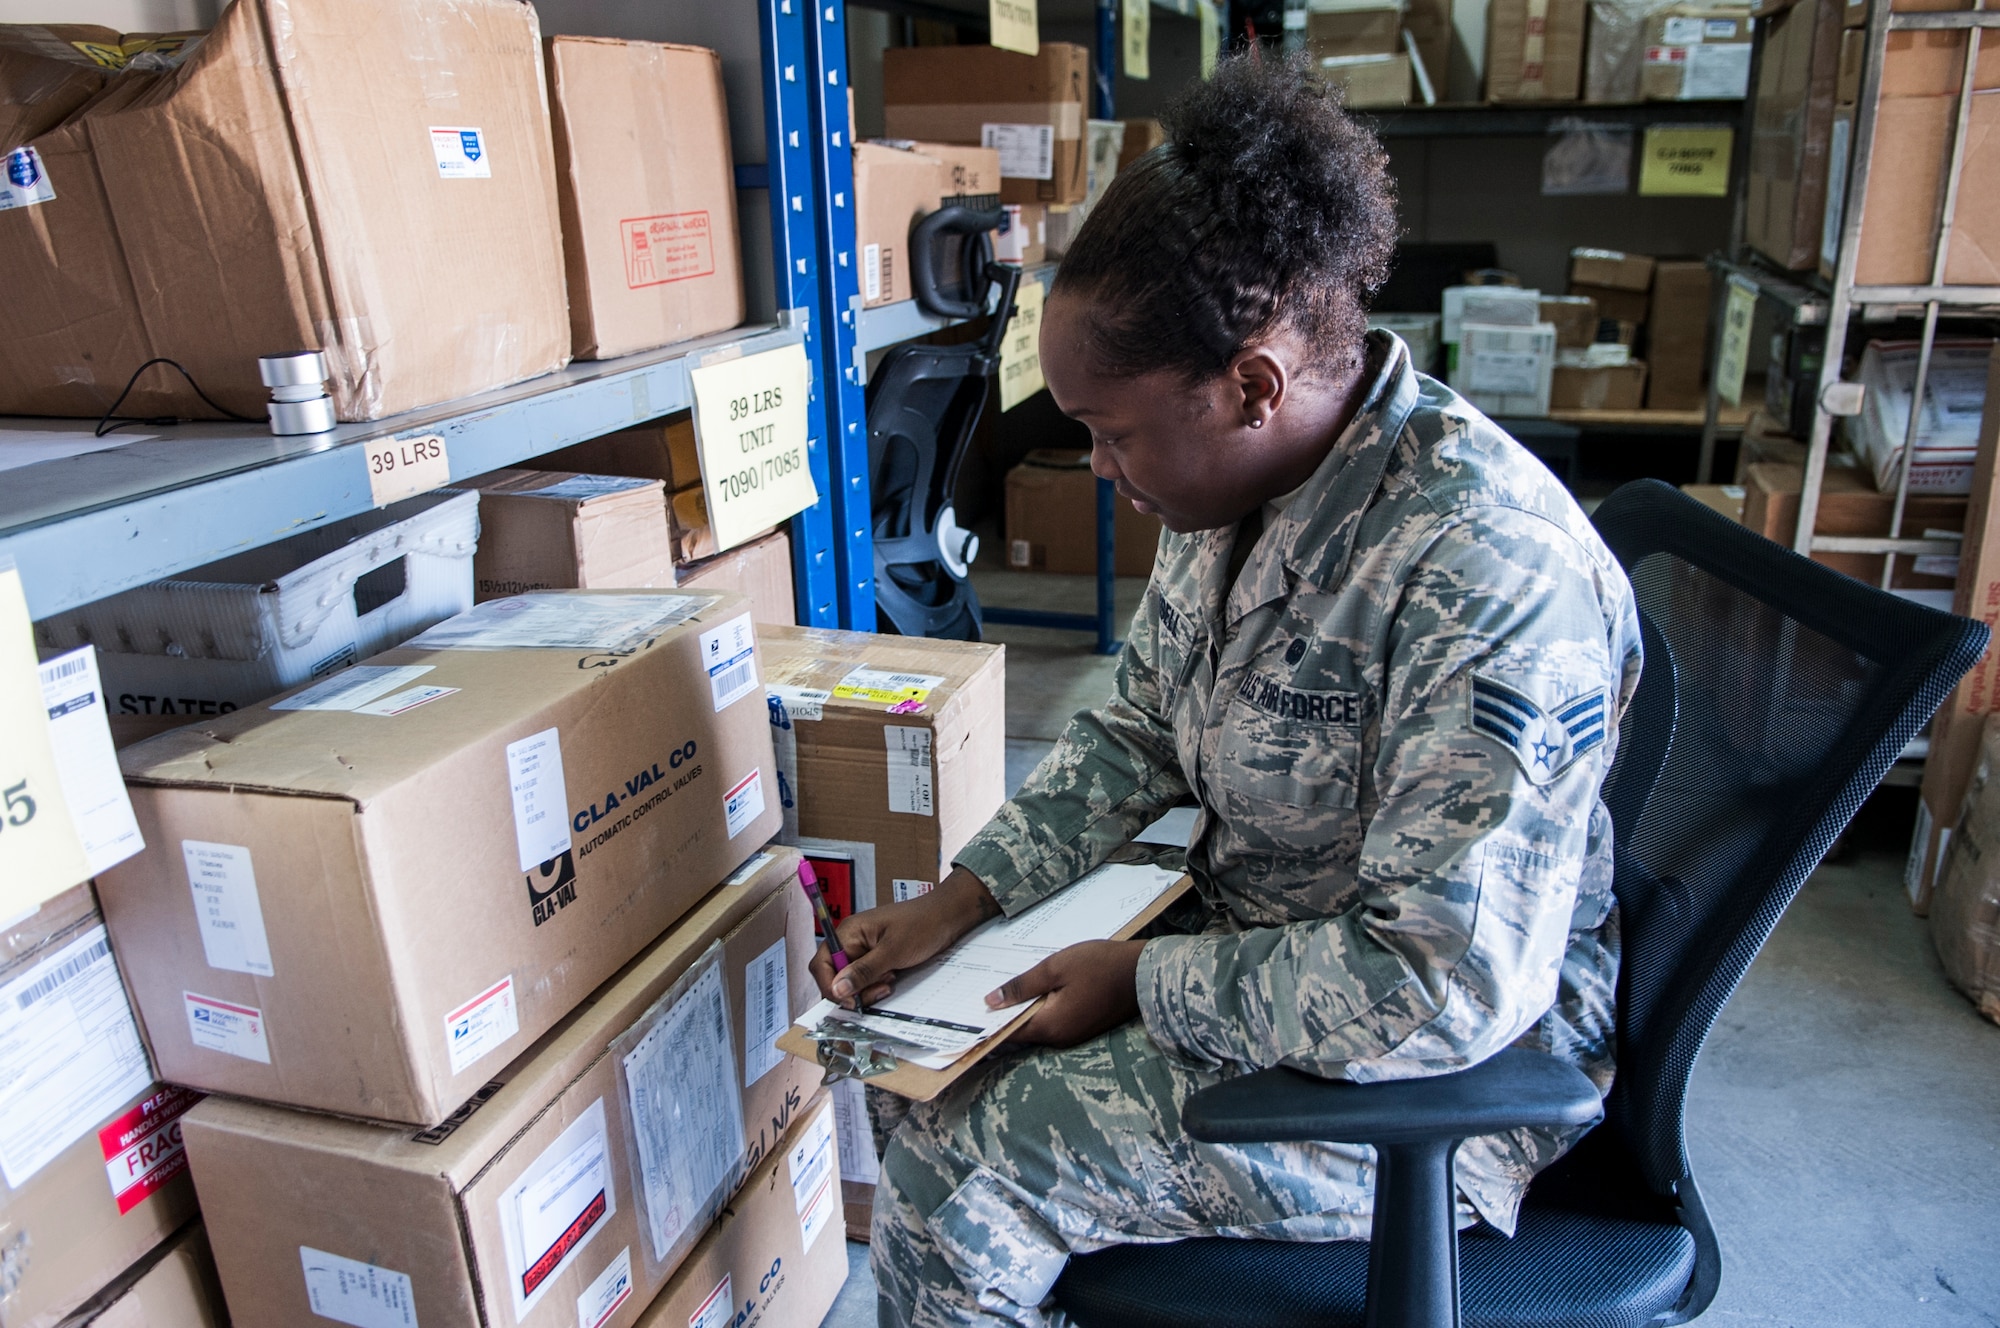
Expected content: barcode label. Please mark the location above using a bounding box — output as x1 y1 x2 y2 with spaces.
18 937 109 1009
44 655 88 681
742 937 788 1087
700 615 759 712
712 662 754 702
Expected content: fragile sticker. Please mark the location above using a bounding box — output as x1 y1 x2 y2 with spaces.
833 666 945 705
431 125 491 179
689 1274 732 1328
577 1246 634 1328
724 768 766 839
444 975 519 1076
507 728 572 873
353 684 458 717
884 726 935 817
272 664 436 712
788 1101 838 1251
743 937 789 1087
300 1246 418 1328
701 614 759 711
184 991 271 1064
183 840 275 977
502 1097 616 1320
0 147 55 212
99 1084 201 1214
622 211 716 289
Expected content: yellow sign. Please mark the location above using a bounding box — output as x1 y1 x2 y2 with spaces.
999 277 1047 412
1716 273 1757 408
990 0 1039 55
690 342 818 552
1199 0 1221 78
365 433 450 507
1124 0 1151 80
1639 126 1733 197
0 562 90 916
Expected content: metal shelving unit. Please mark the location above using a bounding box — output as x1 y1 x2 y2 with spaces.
855 262 1059 360
1367 99 1743 139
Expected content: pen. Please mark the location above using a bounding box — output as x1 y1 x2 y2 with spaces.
799 859 867 1013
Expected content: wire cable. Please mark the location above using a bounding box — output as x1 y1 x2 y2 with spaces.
94 357 262 437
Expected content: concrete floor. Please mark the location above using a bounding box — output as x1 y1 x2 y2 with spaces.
820 570 2000 1328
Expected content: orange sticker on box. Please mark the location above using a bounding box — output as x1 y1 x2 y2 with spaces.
621 211 716 290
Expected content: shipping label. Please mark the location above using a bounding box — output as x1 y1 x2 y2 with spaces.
831 1075 881 1186
353 684 458 717
725 769 766 840
884 726 935 817
444 975 519 1076
430 125 491 179
980 123 1054 180
622 211 716 289
743 937 789 1087
863 243 883 302
788 1101 838 1250
412 593 706 652
891 878 933 902
507 728 573 873
0 924 154 1187
577 1246 634 1328
833 666 945 705
502 1097 616 1320
767 684 829 722
39 647 143 876
183 840 274 977
0 147 55 211
689 1274 733 1328
272 664 436 712
99 1083 201 1214
184 991 271 1064
701 614 760 711
300 1247 418 1328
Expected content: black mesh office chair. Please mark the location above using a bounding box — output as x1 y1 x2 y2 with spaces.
1053 479 1987 1328
868 206 1021 640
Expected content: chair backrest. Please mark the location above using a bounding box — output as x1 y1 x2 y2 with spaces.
1588 481 1986 1198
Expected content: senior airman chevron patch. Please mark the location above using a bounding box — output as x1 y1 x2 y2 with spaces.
1469 672 1607 786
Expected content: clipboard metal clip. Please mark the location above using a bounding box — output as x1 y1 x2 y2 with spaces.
807 1017 904 1083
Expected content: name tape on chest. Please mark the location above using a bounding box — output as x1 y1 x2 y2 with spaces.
1469 672 1606 785
1235 670 1363 726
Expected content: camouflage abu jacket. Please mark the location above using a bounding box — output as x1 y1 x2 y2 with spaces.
953 332 1643 1233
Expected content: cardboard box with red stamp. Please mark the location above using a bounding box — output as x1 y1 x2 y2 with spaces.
546 36 744 360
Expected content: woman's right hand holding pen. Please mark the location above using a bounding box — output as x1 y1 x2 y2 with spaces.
808 866 1003 1009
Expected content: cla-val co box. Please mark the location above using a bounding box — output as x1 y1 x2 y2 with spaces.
184 850 818 1328
0 885 199 1328
98 590 779 1126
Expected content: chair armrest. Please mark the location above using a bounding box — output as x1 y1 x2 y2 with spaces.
1181 1048 1603 1147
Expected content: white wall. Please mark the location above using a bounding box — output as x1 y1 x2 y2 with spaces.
0 0 216 28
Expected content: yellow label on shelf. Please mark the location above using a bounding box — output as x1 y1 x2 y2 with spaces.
999 276 1047 412
1199 0 1221 78
0 562 90 916
1638 126 1733 197
365 433 450 507
1716 273 1757 408
690 342 818 553
1124 0 1151 80
990 0 1040 56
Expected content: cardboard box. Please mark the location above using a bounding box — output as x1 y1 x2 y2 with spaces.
0 0 570 424
854 141 944 308
1740 461 1966 590
1539 294 1600 348
1004 450 1165 577
677 530 798 627
0 886 200 1328
98 589 781 1126
1681 482 1748 523
1486 0 1587 100
1569 247 1657 290
1930 716 2000 1023
1318 52 1414 106
37 489 478 726
917 140 1004 202
1746 0 1844 270
1647 260 1712 409
184 850 819 1328
829 1077 879 1243
546 37 744 361
1847 337 1991 494
1454 321 1558 415
630 1092 846 1328
56 1221 226 1328
1551 359 1649 410
542 415 704 493
1307 4 1403 58
882 44 1091 206
0 24 121 152
1824 88 2000 286
1403 0 1454 98
1640 6 1756 100
464 471 675 601
758 625 1006 905
1876 26 2000 97
1570 281 1650 325
1117 117 1167 171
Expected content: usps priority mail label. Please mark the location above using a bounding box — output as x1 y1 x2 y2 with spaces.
0 147 55 211
430 126 491 179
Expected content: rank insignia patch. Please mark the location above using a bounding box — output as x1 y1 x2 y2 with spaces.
1469 672 1607 785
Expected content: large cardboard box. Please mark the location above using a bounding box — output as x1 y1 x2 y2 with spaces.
98 589 781 1126
0 886 200 1328
1640 6 1755 100
1647 260 1712 409
883 43 1091 206
0 0 570 424
546 37 744 361
1569 247 1656 290
677 531 798 627
759 625 1006 908
184 851 819 1328
1551 359 1649 410
1740 461 1966 590
1930 716 2000 1023
1318 52 1414 106
0 25 120 151
918 140 1004 202
1307 4 1403 58
1004 450 1165 577
1746 0 1844 270
465 470 676 601
1570 282 1649 325
854 141 945 308
1824 88 2000 286
1486 0 1587 100
56 1221 226 1328
631 1092 846 1328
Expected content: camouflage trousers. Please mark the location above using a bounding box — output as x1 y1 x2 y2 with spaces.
871 1020 1388 1328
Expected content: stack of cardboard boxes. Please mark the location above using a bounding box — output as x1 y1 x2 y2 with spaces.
1307 0 1429 107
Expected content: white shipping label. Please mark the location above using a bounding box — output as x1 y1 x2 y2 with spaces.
1468 349 1545 396
444 975 519 1075
834 666 946 705
701 614 759 711
891 878 933 902
412 594 705 652
863 243 883 302
0 925 153 1188
767 683 830 722
577 1247 634 1328
788 1102 838 1251
743 937 789 1087
1661 15 1705 42
0 146 55 211
39 648 142 876
831 1076 881 1186
884 726 935 817
271 664 436 711
182 841 274 977
501 1097 616 1321
430 125 491 179
353 685 458 717
300 1246 419 1328
722 850 776 888
507 728 572 873
981 123 1055 180
1703 17 1739 36
724 769 766 840
622 959 745 1263
689 1275 732 1328
184 991 271 1064
1682 41 1751 98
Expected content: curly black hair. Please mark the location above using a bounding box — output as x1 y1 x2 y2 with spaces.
1052 54 1397 382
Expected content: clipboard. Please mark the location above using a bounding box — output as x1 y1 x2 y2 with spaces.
777 873 1193 1101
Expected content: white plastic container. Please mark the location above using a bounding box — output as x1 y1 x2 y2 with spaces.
1452 321 1557 417
38 490 479 720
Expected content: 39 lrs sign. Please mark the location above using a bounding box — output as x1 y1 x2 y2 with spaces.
365 432 451 507
689 343 817 553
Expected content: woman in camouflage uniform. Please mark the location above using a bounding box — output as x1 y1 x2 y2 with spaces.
810 54 1643 1328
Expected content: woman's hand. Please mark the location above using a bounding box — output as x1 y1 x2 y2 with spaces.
809 866 1002 1008
987 938 1147 1048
